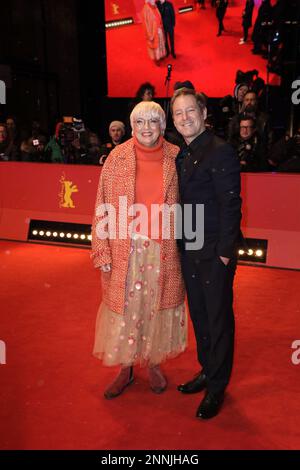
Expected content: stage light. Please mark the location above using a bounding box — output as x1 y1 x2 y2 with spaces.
179 6 194 14
106 18 133 29
248 249 254 255
238 249 245 255
255 250 263 257
28 220 93 246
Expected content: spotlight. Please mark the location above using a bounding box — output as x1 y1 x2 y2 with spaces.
255 250 263 257
60 232 65 238
238 249 245 255
73 234 79 239
67 233 72 238
80 234 86 240
248 249 254 256
32 230 38 235
39 231 44 236
46 231 51 237
88 235 92 241
53 232 58 237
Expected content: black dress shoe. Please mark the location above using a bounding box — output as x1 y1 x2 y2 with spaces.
196 391 224 419
177 371 207 394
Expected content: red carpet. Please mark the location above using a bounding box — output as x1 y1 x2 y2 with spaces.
106 2 277 98
1 240 300 450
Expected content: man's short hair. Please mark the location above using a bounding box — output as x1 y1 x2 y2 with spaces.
174 80 195 91
239 113 256 126
170 87 207 115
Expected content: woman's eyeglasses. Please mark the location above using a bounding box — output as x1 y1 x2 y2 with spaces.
134 118 160 129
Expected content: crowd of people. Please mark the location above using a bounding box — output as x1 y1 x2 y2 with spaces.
141 0 287 62
1 75 299 172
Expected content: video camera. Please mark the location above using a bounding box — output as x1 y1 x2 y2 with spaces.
58 116 86 148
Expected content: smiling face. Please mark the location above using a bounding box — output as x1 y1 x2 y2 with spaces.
172 94 207 145
133 116 161 147
130 101 165 148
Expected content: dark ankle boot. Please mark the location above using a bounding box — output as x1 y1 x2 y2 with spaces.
104 366 134 399
148 365 167 394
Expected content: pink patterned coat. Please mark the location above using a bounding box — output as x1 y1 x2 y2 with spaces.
91 138 185 315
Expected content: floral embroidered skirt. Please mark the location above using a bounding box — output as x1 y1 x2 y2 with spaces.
93 236 187 367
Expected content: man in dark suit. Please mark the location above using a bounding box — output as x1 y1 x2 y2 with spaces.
156 0 176 58
171 87 242 419
239 0 255 44
216 0 228 36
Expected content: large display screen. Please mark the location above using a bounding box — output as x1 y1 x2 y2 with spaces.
105 0 271 98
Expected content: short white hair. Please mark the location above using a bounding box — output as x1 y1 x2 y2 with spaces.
130 101 166 134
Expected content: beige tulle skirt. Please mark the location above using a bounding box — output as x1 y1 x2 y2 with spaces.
93 235 187 367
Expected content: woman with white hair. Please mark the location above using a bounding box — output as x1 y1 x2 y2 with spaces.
91 101 186 399
142 0 166 63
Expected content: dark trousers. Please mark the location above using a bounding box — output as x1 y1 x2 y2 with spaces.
164 28 175 56
243 24 249 41
217 16 225 35
181 253 236 394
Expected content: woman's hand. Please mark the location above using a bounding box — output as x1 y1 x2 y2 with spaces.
100 264 111 273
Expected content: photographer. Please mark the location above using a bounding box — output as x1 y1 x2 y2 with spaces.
0 123 19 161
269 125 300 172
99 121 125 165
230 115 268 172
20 135 50 162
57 117 90 164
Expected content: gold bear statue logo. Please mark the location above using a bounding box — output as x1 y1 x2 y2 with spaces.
59 174 79 208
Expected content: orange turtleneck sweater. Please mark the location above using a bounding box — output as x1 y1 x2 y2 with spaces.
133 135 164 241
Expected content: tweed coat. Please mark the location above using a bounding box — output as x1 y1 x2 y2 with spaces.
91 137 185 315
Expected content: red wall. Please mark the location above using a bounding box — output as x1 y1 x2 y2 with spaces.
0 162 300 270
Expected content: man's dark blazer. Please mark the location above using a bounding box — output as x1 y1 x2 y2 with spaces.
156 1 175 32
176 130 242 261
